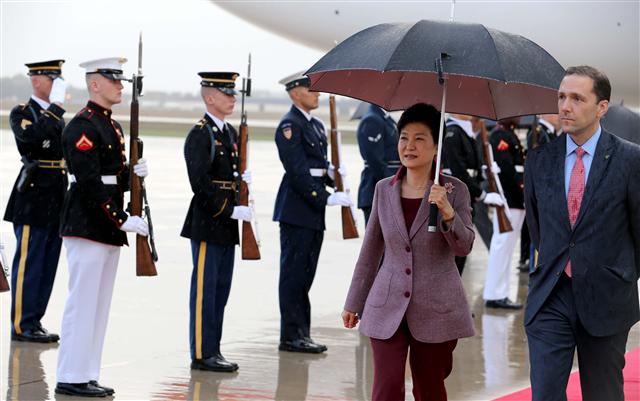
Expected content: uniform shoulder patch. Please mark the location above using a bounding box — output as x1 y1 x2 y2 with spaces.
20 119 32 130
445 131 454 139
367 133 382 143
75 133 94 151
497 139 509 151
281 123 293 140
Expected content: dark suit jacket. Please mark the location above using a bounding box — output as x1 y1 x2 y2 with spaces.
524 130 640 337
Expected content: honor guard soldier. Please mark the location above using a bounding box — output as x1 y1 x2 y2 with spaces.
356 104 400 225
441 114 499 274
181 72 252 373
527 114 559 150
273 72 352 354
483 118 526 309
55 57 149 398
4 60 67 343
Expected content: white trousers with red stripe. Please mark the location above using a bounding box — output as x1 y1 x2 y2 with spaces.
483 208 526 301
56 237 120 383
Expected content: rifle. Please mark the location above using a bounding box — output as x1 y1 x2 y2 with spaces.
0 243 9 292
529 115 541 150
238 54 261 260
129 32 158 276
329 95 359 239
478 121 513 233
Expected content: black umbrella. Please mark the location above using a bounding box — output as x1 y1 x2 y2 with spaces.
601 104 640 145
306 19 565 231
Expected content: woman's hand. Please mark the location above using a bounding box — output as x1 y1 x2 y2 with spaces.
342 310 359 329
428 184 455 221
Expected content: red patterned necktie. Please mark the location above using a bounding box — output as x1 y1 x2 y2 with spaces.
565 147 586 277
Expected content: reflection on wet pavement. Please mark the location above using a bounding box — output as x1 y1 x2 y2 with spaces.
1 132 638 400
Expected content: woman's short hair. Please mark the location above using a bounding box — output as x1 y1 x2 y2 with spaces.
397 103 441 144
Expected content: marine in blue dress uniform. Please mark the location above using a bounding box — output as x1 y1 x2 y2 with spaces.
181 72 252 372
55 57 149 398
356 104 399 225
273 72 352 353
4 60 67 343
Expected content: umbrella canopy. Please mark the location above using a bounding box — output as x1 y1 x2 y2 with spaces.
601 104 640 145
306 19 565 120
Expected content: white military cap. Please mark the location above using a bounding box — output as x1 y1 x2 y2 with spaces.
79 57 128 81
279 70 310 91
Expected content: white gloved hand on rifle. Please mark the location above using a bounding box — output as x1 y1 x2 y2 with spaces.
120 215 149 236
230 206 253 221
327 191 352 207
328 164 347 181
483 192 505 207
241 170 252 185
49 77 67 106
133 158 149 178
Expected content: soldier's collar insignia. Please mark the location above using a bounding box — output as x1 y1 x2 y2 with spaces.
75 133 94 151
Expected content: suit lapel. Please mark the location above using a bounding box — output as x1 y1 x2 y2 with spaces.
573 130 615 230
552 134 571 232
388 180 410 244
409 182 433 240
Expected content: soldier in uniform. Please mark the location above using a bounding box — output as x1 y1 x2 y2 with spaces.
356 104 399 225
181 72 252 373
441 114 501 274
55 57 149 397
483 118 526 309
273 72 352 353
4 60 67 343
527 114 559 150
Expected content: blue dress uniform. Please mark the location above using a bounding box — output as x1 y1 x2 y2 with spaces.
181 72 241 372
356 104 399 225
4 60 66 343
273 74 334 353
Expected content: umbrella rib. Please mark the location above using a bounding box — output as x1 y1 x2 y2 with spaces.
383 23 419 71
482 25 507 82
486 80 499 120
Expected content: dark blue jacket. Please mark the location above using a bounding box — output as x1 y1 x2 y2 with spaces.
356 105 399 209
524 130 640 336
273 106 333 231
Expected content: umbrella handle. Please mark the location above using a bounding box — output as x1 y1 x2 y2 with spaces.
428 203 439 232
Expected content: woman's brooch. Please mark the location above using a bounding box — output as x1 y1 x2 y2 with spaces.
444 182 455 194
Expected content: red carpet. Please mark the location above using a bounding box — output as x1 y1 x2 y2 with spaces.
493 347 640 401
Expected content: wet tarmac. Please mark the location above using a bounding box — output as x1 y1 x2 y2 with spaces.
1 130 638 400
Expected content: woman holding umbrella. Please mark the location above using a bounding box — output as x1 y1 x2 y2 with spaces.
342 103 475 401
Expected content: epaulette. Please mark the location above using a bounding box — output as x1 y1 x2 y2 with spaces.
195 118 208 128
19 103 27 110
75 107 95 119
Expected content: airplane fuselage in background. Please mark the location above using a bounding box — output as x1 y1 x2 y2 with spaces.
213 1 639 109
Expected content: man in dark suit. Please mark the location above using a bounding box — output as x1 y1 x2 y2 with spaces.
182 72 252 373
356 104 399 225
273 72 352 353
5 60 67 343
524 65 640 401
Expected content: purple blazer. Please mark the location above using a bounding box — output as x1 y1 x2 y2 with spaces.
344 174 476 343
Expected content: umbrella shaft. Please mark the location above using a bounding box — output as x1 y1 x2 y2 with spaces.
434 81 447 186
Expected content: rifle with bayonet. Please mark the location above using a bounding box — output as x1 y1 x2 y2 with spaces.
329 95 359 239
0 243 9 292
478 120 513 233
129 32 158 276
238 54 261 260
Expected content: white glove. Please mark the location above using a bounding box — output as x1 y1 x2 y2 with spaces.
328 164 347 181
133 158 149 178
49 77 67 105
230 206 252 221
242 170 252 185
327 191 352 207
119 215 149 236
491 161 501 175
483 192 505 206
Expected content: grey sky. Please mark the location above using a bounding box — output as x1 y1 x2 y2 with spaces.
0 0 323 94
